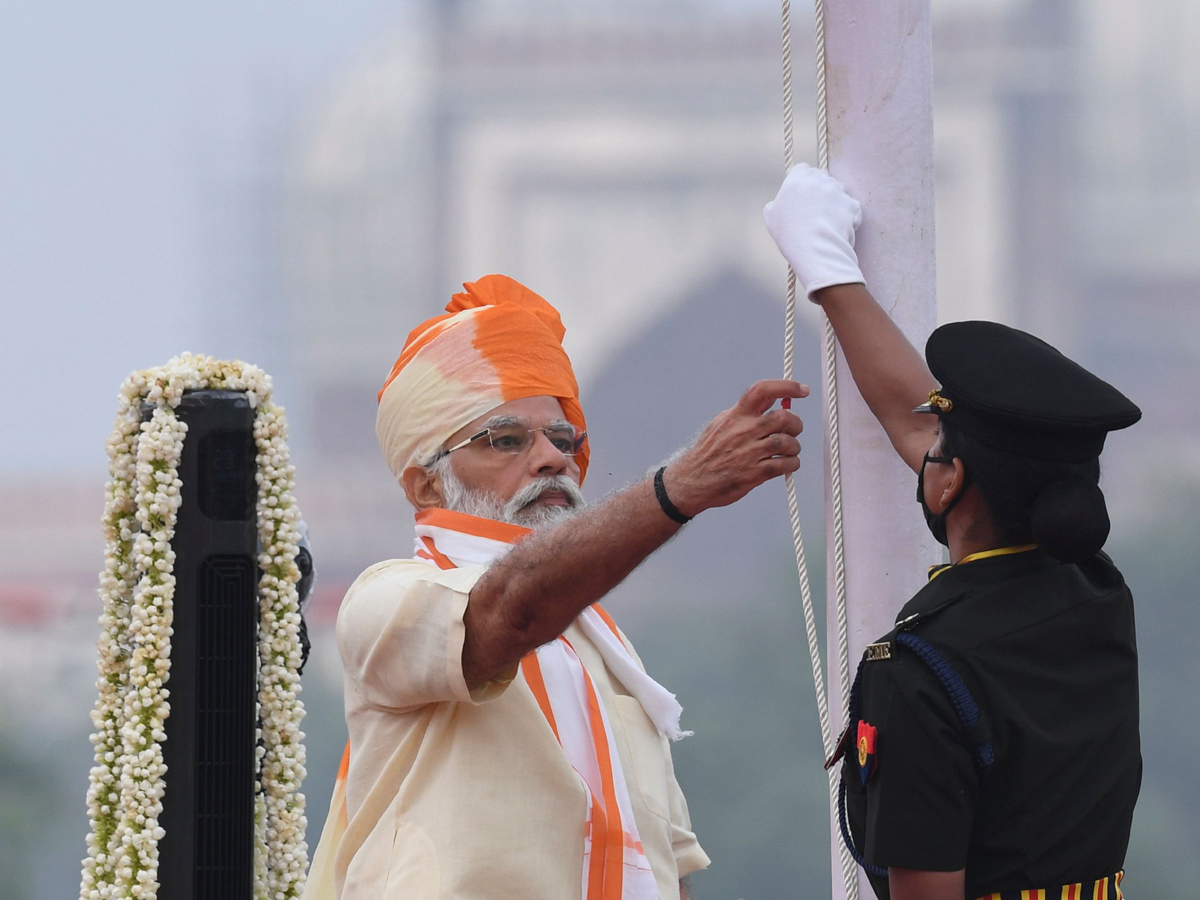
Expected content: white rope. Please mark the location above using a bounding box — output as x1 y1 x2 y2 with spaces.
780 0 859 897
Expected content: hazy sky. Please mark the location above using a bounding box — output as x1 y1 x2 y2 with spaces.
0 0 1041 476
0 0 796 476
0 2 405 474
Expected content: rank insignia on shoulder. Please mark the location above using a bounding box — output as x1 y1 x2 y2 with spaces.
864 641 892 661
857 720 878 784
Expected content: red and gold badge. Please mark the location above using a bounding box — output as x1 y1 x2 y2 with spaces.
856 720 878 784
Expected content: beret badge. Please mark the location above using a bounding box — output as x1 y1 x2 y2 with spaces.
926 390 954 413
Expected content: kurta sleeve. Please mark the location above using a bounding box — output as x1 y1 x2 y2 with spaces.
859 653 980 872
336 560 516 711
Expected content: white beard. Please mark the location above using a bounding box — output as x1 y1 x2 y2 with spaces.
434 457 586 529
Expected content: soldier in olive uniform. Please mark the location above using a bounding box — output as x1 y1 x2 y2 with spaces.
765 164 1141 900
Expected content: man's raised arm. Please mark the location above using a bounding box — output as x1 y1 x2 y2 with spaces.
463 379 807 686
763 163 937 473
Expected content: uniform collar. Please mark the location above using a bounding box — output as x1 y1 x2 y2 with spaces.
927 543 1039 582
894 544 1053 631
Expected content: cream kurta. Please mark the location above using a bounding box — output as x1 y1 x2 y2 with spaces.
334 558 710 900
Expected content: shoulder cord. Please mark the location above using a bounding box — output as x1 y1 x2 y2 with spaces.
780 0 858 896
893 633 995 770
835 635 996 879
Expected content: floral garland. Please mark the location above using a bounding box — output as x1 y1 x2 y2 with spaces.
81 354 307 900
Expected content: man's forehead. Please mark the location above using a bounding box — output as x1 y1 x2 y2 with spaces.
482 413 572 429
460 395 567 434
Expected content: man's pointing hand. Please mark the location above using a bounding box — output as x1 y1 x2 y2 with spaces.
661 379 809 519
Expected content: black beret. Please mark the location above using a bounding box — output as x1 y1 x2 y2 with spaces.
915 321 1141 462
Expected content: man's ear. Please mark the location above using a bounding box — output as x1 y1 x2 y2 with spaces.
402 463 446 510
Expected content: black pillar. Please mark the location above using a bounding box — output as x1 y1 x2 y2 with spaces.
156 390 259 900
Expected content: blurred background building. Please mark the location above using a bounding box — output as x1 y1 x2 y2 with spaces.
1 1 1198 897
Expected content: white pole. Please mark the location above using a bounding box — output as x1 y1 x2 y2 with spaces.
818 2 942 897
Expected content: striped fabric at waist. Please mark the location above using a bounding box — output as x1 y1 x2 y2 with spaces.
976 870 1124 900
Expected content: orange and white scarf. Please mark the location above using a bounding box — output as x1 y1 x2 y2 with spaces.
305 509 688 900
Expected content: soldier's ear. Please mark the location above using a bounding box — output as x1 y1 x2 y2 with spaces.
939 457 968 509
403 463 446 511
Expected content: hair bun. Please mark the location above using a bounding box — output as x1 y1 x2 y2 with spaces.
1030 475 1109 563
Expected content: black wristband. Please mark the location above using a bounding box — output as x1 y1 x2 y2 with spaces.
653 465 692 525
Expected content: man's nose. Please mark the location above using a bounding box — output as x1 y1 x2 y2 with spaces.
526 430 568 475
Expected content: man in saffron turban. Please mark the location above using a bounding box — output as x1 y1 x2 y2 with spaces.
307 274 808 900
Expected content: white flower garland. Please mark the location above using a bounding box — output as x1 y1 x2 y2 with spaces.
81 354 308 900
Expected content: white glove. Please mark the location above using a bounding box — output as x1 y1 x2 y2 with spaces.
763 163 864 299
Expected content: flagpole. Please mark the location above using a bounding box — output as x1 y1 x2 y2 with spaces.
816 2 942 897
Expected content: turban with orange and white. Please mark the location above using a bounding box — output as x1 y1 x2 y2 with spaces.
376 274 589 484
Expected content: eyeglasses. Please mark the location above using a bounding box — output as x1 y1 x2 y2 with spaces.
445 423 588 457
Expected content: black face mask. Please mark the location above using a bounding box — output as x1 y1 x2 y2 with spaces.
917 453 965 546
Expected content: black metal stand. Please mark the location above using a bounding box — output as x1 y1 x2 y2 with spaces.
156 390 259 900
